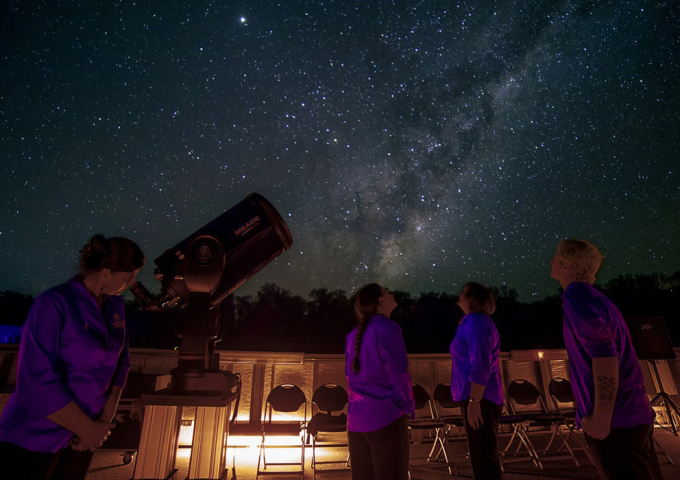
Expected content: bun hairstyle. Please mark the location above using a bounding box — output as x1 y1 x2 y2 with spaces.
80 234 145 275
351 283 382 374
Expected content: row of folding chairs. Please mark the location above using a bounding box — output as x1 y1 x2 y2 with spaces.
256 379 581 479
257 383 349 480
257 383 458 479
501 378 591 469
257 379 672 479
409 378 593 474
422 377 672 473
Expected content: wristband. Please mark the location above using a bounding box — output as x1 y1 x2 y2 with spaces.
469 397 482 404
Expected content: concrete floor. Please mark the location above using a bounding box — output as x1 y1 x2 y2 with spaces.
87 427 680 480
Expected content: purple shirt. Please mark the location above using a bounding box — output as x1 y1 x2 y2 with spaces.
0 277 130 452
450 312 504 405
562 282 654 428
345 314 415 432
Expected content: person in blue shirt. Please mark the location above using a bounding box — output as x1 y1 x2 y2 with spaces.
345 283 414 480
0 234 144 480
450 282 503 480
550 239 662 480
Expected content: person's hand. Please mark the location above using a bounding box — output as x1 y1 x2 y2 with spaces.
467 400 484 430
70 436 88 451
581 414 611 440
75 420 114 452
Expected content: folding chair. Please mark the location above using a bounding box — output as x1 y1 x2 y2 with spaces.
408 384 457 476
550 376 674 466
547 377 589 456
433 383 466 436
308 384 349 479
498 407 541 469
257 384 307 479
507 379 579 467
430 383 467 464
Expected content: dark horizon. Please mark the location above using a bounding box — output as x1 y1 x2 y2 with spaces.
2 269 678 354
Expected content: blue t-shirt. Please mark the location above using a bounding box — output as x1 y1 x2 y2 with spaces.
345 314 415 432
562 282 654 428
450 312 504 405
0 277 130 452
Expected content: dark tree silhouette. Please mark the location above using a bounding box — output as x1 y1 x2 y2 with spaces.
3 270 680 352
0 291 34 326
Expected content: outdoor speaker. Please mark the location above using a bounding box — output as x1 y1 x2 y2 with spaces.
625 316 676 361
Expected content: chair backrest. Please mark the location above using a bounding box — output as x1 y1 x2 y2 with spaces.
412 384 436 419
549 377 575 404
265 384 307 422
507 379 546 413
412 384 431 410
312 384 348 414
432 382 464 421
433 383 456 409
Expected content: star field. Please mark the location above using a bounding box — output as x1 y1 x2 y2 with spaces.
1 1 678 301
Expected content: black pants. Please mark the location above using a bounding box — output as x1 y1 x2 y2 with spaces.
584 424 663 480
347 415 409 480
0 441 93 480
461 399 503 480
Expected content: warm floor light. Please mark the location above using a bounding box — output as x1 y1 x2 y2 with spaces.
228 435 303 449
178 420 194 445
176 447 192 459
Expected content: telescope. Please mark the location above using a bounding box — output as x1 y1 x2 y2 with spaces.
130 193 293 395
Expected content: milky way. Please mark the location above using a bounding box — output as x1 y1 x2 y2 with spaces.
1 1 678 301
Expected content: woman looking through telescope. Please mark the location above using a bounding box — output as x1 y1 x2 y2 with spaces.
0 234 144 480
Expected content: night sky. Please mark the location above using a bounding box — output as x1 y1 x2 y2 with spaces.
1 1 678 302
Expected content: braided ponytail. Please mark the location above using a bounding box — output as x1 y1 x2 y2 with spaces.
352 283 382 373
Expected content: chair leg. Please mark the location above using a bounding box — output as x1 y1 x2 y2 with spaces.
436 430 457 476
516 426 543 469
301 431 306 479
430 426 445 462
256 432 265 479
553 424 580 466
569 427 598 467
544 425 559 453
502 426 520 454
312 435 316 480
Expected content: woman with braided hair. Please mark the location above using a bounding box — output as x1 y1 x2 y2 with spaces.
0 234 144 480
345 283 414 480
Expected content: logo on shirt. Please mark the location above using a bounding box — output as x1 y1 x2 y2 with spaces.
112 313 125 329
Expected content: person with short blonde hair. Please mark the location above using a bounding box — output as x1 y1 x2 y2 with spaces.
550 240 662 480
555 239 605 284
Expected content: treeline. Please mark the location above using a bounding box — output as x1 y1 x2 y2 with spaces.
1 272 679 353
